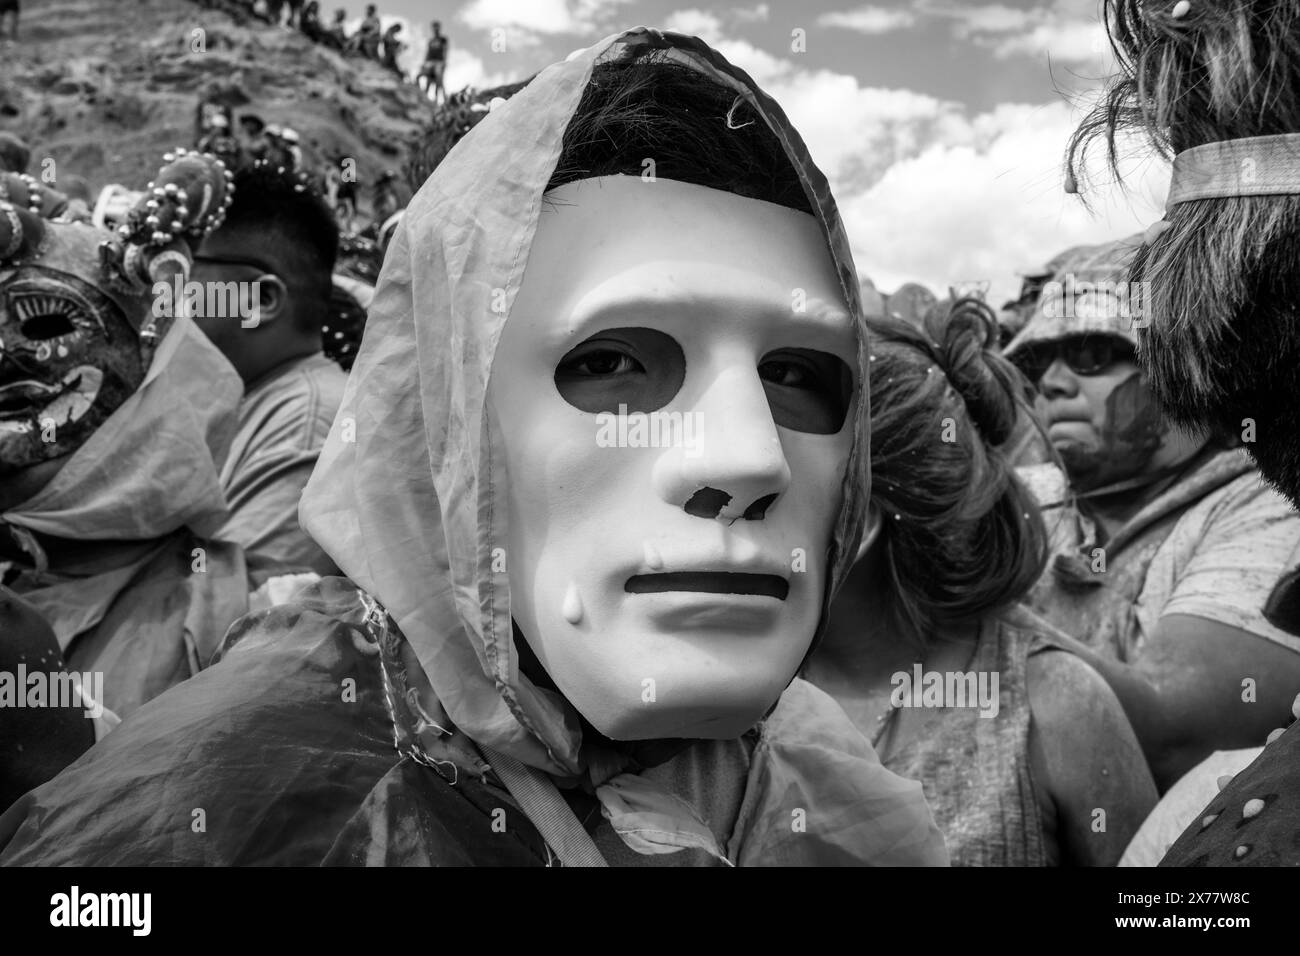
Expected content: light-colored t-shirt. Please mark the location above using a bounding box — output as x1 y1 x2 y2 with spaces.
217 352 347 575
1027 449 1300 659
1134 469 1300 655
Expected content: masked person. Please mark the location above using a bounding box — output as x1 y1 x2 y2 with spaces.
1003 236 1300 793
189 163 346 576
0 29 947 867
1069 0 1300 869
0 153 277 733
808 299 1156 866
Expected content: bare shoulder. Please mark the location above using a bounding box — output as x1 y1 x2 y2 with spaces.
1027 647 1118 725
1026 649 1158 866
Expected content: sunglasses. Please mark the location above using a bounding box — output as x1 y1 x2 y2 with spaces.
1013 336 1134 384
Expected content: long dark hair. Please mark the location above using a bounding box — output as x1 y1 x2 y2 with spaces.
1065 1 1300 502
868 297 1048 643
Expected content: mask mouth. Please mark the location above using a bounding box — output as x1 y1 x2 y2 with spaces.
0 365 103 429
625 571 789 600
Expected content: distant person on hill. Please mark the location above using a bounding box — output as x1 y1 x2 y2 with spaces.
249 0 274 25
197 113 246 172
325 8 347 50
382 23 405 78
0 132 30 173
286 0 302 28
280 127 303 171
299 1 323 42
419 20 449 104
356 5 381 59
0 0 18 41
262 125 294 170
370 169 399 233
267 0 285 26
239 114 269 163
325 154 357 231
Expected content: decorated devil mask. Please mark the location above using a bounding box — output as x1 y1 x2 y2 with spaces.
0 258 145 474
0 151 233 480
488 176 856 743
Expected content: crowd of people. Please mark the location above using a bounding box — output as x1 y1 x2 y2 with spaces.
195 0 450 98
2 4 1300 868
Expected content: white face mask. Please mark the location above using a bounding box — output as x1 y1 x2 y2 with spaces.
488 175 856 742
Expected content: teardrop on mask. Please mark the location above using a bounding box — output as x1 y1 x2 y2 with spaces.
643 541 663 570
56 344 69 358
561 583 584 625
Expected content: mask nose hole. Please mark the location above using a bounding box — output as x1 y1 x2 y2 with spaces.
683 486 731 519
682 488 780 521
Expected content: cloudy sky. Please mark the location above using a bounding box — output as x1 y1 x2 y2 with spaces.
340 0 1171 305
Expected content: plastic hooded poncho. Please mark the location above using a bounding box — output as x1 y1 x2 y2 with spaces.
0 28 947 866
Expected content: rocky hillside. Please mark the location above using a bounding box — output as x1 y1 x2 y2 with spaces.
0 0 442 209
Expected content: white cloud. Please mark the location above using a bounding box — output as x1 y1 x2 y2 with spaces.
458 5 1152 308
457 0 635 37
816 6 917 35
838 103 1170 304
989 19 1107 64
664 27 1164 303
732 4 770 23
918 0 1109 67
934 2 1028 35
662 9 725 41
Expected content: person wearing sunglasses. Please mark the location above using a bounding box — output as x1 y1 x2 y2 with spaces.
1003 236 1300 801
188 162 347 577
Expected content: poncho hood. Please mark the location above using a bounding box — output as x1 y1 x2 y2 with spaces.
300 27 872 778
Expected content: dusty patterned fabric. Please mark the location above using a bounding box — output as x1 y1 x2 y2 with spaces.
875 604 1059 867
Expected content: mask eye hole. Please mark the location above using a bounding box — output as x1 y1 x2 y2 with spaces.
760 347 853 434
11 289 94 343
20 313 78 341
554 327 685 414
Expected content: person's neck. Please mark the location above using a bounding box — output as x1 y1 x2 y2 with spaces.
237 341 320 389
1076 444 1211 541
811 546 930 683
807 546 982 705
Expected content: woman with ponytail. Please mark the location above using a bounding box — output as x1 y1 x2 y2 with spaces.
806 298 1156 866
